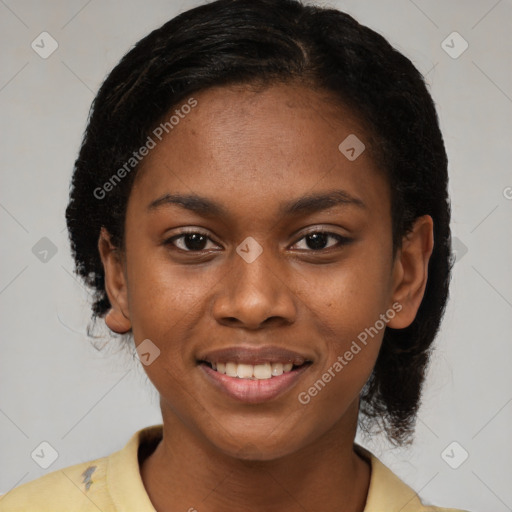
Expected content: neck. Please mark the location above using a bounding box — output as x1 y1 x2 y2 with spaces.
140 401 371 512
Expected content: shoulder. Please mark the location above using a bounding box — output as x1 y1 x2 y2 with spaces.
0 425 163 512
0 456 111 512
355 444 471 512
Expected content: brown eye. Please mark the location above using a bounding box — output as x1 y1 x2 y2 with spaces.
293 231 352 251
165 231 217 252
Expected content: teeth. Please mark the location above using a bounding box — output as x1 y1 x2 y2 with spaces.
212 361 297 379
253 363 272 379
236 364 253 379
225 362 237 377
271 363 283 376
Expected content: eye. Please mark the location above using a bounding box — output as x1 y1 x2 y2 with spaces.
164 230 219 252
293 231 352 252
164 229 352 254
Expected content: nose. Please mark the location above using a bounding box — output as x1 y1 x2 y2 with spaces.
211 242 298 330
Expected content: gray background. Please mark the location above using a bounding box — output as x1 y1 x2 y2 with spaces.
1 1 511 511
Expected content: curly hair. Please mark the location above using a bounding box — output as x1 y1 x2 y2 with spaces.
65 0 454 446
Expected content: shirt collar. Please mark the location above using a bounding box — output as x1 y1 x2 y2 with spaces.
109 425 424 512
354 443 424 511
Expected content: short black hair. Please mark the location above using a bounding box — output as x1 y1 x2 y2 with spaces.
65 0 454 446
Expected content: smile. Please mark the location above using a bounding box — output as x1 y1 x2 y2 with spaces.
197 345 313 404
206 361 295 380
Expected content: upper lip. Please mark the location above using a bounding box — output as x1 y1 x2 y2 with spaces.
198 345 312 366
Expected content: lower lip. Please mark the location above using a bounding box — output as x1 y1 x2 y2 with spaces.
199 363 311 404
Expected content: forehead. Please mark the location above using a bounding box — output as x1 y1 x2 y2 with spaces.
129 82 389 222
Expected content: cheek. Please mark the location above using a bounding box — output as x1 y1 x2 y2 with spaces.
309 255 391 342
124 243 203 331
297 250 392 410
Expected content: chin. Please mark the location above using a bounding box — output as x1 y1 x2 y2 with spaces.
224 442 295 462
206 426 308 462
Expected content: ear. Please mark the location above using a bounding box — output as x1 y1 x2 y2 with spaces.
387 215 434 329
97 227 131 334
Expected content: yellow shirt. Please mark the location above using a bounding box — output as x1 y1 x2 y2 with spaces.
0 424 469 511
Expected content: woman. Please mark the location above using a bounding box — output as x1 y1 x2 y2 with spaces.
0 0 469 510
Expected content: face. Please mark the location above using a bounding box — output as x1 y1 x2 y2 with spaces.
99 82 432 460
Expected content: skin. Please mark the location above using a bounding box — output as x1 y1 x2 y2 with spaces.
98 82 434 512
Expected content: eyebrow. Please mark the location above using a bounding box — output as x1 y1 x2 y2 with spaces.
147 190 366 217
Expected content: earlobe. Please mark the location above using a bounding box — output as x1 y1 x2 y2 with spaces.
105 308 131 334
387 215 434 330
97 227 132 334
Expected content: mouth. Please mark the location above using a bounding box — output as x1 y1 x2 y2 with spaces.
199 360 310 380
197 346 313 403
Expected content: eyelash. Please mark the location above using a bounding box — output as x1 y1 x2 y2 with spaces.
164 229 352 253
